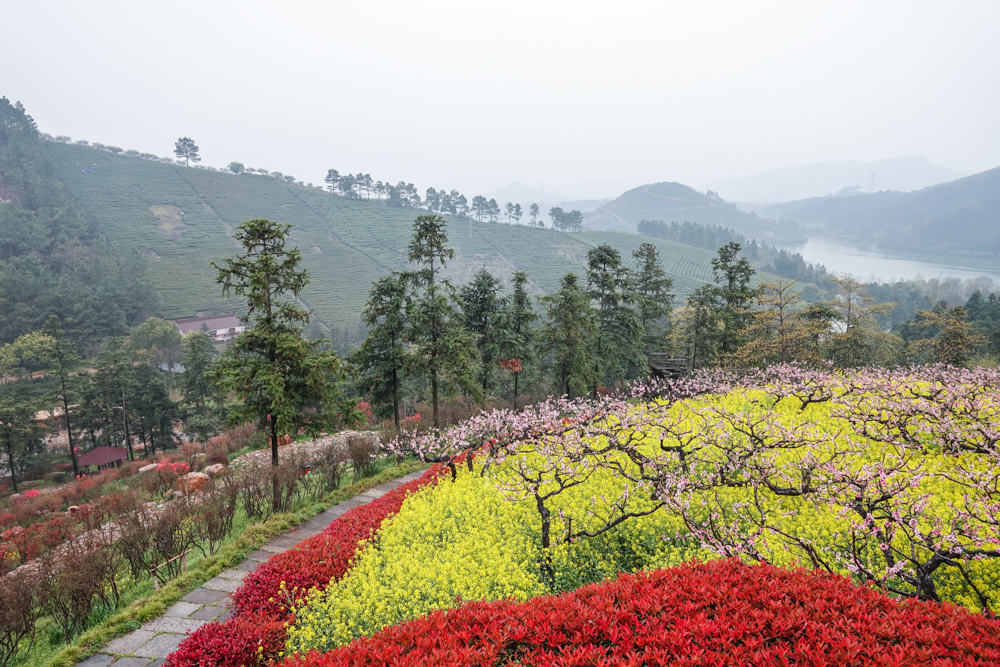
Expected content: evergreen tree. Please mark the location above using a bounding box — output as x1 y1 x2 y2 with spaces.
41 316 82 475
209 219 360 467
173 137 201 166
93 338 139 460
631 243 674 360
460 269 508 401
352 273 409 429
404 214 479 428
132 363 175 456
709 242 762 360
684 285 718 370
180 329 216 413
0 383 44 493
587 244 644 393
538 273 597 398
504 271 537 409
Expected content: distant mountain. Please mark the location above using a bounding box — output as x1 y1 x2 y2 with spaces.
760 166 1000 257
484 182 611 214
485 182 570 207
706 158 965 204
584 181 802 243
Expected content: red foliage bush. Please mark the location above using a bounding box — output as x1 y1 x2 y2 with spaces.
231 466 445 619
283 560 1000 667
162 613 286 667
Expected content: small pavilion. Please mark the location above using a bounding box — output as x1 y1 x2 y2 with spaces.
77 446 129 472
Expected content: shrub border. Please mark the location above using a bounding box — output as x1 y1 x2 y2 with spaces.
42 459 427 667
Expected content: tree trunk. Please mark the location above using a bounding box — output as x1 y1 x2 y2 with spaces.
392 366 400 431
121 389 133 461
61 374 79 477
513 372 519 411
431 369 439 429
4 430 18 493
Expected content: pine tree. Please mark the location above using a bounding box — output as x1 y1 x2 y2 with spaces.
180 329 216 413
587 244 644 393
353 273 408 429
504 271 537 409
404 215 480 428
209 219 360 468
538 273 597 398
460 269 508 401
631 243 674 360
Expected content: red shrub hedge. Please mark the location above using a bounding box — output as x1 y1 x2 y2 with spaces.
283 560 1000 667
162 613 286 667
231 466 445 619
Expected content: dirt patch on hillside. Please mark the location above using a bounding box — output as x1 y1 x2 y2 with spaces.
150 205 189 241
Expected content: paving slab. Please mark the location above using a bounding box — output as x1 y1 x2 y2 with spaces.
283 527 320 539
78 654 114 667
164 601 202 618
135 634 185 659
148 660 166 667
260 544 289 554
246 549 273 562
268 535 301 548
181 587 228 605
235 559 261 572
217 568 249 581
189 605 227 621
144 617 207 634
202 576 241 593
109 658 153 667
105 630 156 655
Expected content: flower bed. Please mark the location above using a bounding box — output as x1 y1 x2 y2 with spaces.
284 560 1000 667
164 465 445 667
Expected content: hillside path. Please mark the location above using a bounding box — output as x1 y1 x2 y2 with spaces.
76 471 425 667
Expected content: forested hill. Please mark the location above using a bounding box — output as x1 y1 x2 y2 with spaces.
42 141 721 333
584 181 804 244
0 99 158 347
760 166 1000 257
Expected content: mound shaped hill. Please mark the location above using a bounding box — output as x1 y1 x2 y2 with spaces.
760 166 1000 258
584 181 799 243
47 142 718 329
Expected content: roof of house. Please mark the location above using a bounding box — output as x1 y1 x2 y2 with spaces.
170 314 242 336
78 446 129 467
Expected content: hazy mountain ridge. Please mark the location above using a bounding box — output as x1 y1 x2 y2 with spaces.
760 166 1000 258
706 157 965 204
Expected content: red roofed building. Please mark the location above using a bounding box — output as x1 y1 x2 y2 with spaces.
77 446 129 470
170 314 245 342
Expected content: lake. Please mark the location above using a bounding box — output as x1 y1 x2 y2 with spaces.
778 236 1000 285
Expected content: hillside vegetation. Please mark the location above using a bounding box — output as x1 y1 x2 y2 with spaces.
761 166 1000 257
47 142 717 330
584 181 802 243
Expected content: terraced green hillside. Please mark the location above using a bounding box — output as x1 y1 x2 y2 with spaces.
49 142 717 329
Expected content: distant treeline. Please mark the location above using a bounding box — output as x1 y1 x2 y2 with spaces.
637 219 830 289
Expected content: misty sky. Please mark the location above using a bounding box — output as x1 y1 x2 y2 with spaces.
4 0 998 199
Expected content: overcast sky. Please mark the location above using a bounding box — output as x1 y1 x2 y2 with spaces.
4 0 998 198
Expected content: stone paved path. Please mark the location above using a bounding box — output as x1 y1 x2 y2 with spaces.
78 472 424 667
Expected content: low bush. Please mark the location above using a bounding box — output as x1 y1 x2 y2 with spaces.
0 567 42 667
283 560 1000 667
162 613 285 667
